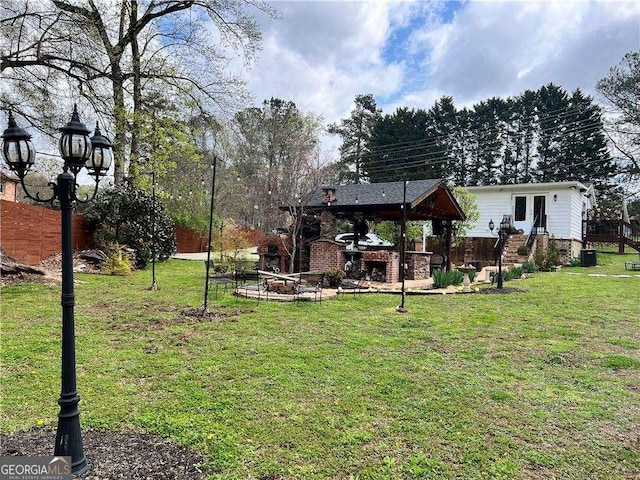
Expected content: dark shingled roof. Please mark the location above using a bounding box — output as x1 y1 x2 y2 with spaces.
304 179 465 221
307 179 440 208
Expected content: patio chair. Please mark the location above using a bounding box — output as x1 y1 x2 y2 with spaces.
204 260 234 300
625 252 640 271
340 277 368 298
430 254 445 276
235 269 268 303
295 273 325 303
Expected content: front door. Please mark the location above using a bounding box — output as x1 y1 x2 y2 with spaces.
512 194 547 233
533 195 546 233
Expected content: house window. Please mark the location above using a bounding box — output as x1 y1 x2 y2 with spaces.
514 196 526 222
0 180 5 194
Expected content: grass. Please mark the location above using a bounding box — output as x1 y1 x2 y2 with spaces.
1 249 639 479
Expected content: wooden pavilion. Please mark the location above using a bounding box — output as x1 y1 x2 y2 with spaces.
302 179 466 282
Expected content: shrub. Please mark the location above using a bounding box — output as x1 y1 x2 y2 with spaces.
534 237 561 272
570 257 581 267
208 222 254 274
522 262 537 273
104 243 132 276
503 266 523 281
534 244 546 270
546 237 561 268
517 245 529 256
325 268 344 287
433 270 464 288
85 180 176 268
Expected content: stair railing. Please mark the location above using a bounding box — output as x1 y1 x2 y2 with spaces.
622 221 640 250
524 214 540 253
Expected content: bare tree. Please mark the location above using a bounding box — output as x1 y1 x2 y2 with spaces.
1 0 275 184
225 98 333 272
596 51 640 180
280 150 336 274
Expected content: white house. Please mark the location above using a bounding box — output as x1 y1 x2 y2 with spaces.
464 181 597 260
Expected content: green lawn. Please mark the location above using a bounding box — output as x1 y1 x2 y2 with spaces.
1 251 639 479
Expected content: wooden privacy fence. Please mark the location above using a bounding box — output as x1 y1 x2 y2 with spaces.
1 199 93 265
1 199 267 266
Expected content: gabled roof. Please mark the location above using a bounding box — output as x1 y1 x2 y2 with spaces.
305 179 465 222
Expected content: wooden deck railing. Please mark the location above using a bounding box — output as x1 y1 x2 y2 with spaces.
583 220 640 253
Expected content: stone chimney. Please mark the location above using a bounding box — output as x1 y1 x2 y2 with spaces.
320 210 337 240
322 187 336 205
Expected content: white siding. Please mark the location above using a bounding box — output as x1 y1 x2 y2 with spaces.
464 182 593 240
465 190 513 237
569 188 584 240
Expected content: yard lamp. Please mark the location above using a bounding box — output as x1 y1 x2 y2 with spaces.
203 155 218 312
397 177 408 313
488 215 511 289
2 106 112 476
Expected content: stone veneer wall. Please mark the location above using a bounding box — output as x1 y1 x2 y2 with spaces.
534 236 580 266
406 252 430 280
319 210 337 240
554 238 580 265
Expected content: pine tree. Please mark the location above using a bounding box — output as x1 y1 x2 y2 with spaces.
328 94 381 184
512 90 537 183
467 98 506 185
534 83 570 182
563 89 617 191
365 107 430 182
426 96 460 182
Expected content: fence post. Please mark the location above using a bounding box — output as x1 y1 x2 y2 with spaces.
618 220 624 254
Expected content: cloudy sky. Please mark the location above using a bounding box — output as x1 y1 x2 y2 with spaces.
243 0 639 155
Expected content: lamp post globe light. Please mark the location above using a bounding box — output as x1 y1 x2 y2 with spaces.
1 106 112 476
488 215 511 290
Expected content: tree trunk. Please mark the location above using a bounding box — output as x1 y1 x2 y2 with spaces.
112 67 127 185
0 248 49 276
129 0 142 183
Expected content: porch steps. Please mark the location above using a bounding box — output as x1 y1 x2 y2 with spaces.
625 237 640 252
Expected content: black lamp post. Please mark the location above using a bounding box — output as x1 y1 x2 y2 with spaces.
489 215 511 290
203 156 218 312
1 107 112 475
397 178 408 313
151 169 158 291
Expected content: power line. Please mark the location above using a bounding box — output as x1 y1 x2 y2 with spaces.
361 119 611 177
348 102 606 158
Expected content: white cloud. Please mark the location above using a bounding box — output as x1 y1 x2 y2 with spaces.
238 0 639 156
246 1 408 123
418 1 639 105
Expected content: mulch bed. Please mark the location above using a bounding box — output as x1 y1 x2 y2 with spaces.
1 427 206 479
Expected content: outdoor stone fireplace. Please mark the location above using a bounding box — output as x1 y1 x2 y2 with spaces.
359 250 400 283
257 233 291 273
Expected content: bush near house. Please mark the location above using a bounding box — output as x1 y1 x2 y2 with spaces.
433 269 477 288
534 236 561 271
